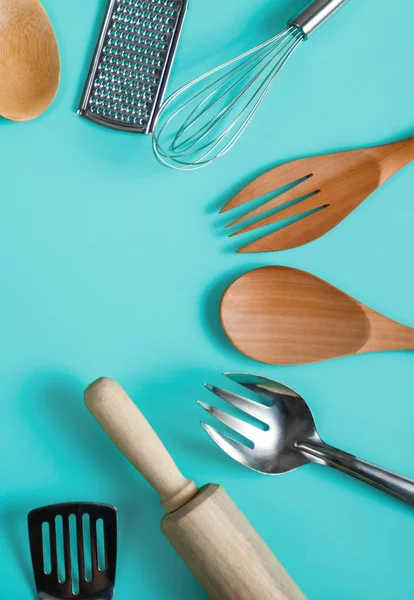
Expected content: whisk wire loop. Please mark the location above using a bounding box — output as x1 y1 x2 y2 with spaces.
152 25 304 170
171 33 294 154
218 29 303 157
154 30 289 155
178 31 304 167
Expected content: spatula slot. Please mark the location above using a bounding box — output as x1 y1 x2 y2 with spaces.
41 521 52 575
96 518 106 572
82 513 93 581
69 514 80 594
55 515 66 583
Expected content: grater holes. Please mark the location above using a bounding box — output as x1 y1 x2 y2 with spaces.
87 0 182 128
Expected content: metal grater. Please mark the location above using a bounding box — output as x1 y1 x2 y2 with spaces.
78 0 188 133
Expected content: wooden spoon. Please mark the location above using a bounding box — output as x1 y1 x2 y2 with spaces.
0 0 60 121
221 136 414 252
220 266 414 365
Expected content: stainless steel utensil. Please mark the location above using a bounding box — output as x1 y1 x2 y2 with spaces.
199 374 414 506
28 502 117 599
153 0 349 170
79 0 188 133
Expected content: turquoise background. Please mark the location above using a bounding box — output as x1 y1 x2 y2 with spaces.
1 0 413 598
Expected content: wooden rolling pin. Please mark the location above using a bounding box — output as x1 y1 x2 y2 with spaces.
85 378 307 600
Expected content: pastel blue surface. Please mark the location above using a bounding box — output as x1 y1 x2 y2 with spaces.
1 0 413 598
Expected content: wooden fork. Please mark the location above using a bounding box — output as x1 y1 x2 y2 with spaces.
221 136 414 252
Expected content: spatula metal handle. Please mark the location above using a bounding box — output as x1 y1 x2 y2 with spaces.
297 440 414 507
290 0 349 38
85 378 198 512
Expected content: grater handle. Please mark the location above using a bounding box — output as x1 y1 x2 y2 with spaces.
289 0 349 38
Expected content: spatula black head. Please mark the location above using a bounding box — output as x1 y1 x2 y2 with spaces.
28 502 117 600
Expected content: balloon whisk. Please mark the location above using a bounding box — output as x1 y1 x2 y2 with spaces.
152 0 350 170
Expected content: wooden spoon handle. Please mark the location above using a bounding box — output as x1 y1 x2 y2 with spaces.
85 378 198 512
362 308 414 354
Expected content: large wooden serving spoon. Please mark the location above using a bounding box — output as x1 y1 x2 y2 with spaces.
220 266 414 365
0 0 60 121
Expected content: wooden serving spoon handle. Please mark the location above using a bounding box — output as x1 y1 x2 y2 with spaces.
360 307 414 355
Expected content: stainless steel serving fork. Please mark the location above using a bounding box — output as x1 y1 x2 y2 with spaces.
199 374 414 506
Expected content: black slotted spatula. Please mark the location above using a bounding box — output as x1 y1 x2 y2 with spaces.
28 502 117 600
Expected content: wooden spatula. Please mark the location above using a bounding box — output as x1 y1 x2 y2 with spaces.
220 266 414 365
221 136 414 252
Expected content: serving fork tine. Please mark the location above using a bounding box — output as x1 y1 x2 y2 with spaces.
199 374 414 506
204 382 271 421
220 136 414 252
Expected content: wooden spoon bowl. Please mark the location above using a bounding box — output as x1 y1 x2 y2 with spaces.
220 266 414 365
0 0 60 121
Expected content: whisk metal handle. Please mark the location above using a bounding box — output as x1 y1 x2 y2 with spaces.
290 0 349 38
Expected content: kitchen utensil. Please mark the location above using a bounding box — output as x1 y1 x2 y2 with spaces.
199 373 414 506
152 0 350 170
79 0 188 133
85 377 306 600
220 266 414 365
28 502 117 600
0 0 60 121
221 136 414 252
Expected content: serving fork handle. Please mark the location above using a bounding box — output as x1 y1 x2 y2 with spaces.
296 440 414 507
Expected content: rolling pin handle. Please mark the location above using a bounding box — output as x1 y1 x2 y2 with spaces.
84 378 198 512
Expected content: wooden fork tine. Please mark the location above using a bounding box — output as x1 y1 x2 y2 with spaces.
225 172 317 229
237 205 333 252
231 190 326 236
220 157 312 215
